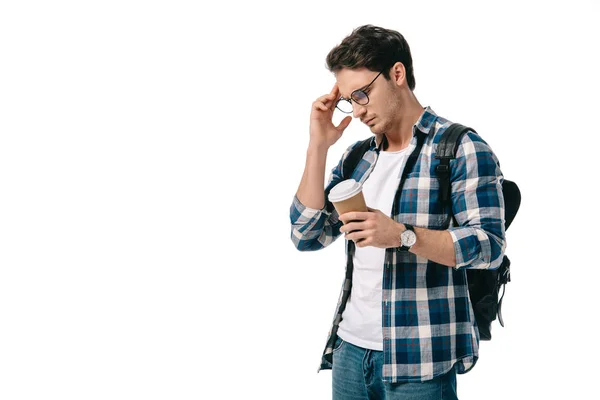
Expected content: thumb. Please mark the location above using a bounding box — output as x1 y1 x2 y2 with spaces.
336 116 352 132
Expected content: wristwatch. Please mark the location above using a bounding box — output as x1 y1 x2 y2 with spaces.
399 224 416 251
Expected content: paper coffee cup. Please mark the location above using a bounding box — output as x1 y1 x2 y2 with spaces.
328 179 368 216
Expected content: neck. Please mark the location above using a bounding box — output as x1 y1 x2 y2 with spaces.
379 91 424 152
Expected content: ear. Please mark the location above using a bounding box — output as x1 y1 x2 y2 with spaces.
390 62 405 86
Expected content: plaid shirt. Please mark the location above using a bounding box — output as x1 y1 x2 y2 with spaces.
289 106 506 383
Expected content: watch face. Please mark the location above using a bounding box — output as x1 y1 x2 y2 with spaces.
401 230 417 247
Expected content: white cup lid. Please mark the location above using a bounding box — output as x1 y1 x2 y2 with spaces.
328 179 363 202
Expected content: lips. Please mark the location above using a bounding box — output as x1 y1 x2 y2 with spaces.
364 117 375 125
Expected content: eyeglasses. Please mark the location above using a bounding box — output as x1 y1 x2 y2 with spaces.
335 70 383 114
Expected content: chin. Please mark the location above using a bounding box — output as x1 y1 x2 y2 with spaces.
370 123 382 133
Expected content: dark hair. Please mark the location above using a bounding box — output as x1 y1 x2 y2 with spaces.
326 25 416 91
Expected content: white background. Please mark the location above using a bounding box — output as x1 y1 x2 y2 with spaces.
1 0 599 399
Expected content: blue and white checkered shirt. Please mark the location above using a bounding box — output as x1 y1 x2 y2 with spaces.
289 106 506 383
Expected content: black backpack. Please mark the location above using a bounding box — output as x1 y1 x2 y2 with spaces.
339 123 521 341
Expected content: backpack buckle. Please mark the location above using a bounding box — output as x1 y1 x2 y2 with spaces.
436 164 449 173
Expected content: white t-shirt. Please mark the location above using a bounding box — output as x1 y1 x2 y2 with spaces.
337 146 409 350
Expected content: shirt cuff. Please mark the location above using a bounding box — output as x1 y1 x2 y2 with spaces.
448 226 487 270
292 193 330 221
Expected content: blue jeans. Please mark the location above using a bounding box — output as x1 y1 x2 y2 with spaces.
331 336 459 400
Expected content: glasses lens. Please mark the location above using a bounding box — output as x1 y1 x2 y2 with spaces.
336 99 353 113
353 90 369 105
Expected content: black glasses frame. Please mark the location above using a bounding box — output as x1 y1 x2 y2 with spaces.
335 70 384 114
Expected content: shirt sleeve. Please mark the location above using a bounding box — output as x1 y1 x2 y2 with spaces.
447 131 507 270
289 141 360 251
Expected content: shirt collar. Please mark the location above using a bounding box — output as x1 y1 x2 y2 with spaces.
370 106 438 150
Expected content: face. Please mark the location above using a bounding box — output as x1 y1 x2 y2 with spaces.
335 67 402 134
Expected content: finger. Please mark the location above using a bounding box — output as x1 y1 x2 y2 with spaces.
330 82 339 96
317 94 337 111
342 212 368 222
346 230 363 241
348 231 366 242
355 229 373 241
340 222 355 233
336 115 352 131
329 97 339 111
313 101 329 112
338 212 348 223
339 212 352 223
317 93 337 102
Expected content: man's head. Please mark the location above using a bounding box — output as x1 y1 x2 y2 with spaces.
326 25 417 134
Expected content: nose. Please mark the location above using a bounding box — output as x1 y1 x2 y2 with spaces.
352 103 367 119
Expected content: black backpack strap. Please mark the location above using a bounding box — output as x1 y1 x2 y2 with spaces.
497 255 511 327
435 123 476 205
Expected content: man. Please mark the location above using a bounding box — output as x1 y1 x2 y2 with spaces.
289 25 505 399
